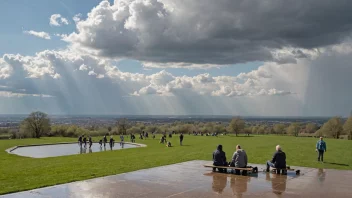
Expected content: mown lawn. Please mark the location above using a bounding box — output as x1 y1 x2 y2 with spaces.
0 135 351 195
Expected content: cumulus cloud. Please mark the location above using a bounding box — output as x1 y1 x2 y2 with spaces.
132 70 293 97
79 64 88 71
50 14 69 26
0 48 294 100
63 0 352 68
1 41 352 116
73 13 82 23
23 30 51 40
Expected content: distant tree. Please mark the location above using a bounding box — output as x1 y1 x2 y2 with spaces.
273 124 285 135
321 117 344 139
214 124 226 133
305 123 318 134
108 126 112 132
127 126 141 134
250 126 258 134
117 118 129 135
343 116 352 140
315 128 324 137
286 123 300 137
229 117 245 136
243 127 252 136
265 127 274 134
20 111 51 138
204 122 214 133
145 125 158 133
255 125 264 134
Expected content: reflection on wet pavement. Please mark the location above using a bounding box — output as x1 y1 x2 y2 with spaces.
10 143 139 158
1 160 351 197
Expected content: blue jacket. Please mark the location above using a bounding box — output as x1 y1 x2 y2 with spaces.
316 140 326 151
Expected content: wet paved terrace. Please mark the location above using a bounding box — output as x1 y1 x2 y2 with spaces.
1 160 351 198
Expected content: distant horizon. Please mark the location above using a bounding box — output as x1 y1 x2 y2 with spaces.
0 114 345 119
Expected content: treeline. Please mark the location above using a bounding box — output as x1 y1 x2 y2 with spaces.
5 111 352 140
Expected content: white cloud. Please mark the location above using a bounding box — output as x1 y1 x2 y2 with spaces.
23 30 51 40
50 14 69 26
0 59 12 79
1 43 352 116
88 70 97 76
79 64 88 71
0 91 54 98
73 13 82 23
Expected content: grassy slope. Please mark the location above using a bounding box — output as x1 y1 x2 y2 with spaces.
0 135 351 195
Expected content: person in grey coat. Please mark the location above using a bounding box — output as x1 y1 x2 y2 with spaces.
230 145 248 175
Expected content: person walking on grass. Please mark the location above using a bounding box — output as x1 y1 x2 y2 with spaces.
83 135 87 148
88 136 93 148
180 133 184 146
78 135 83 148
103 135 107 147
316 137 327 162
109 136 115 150
120 135 124 147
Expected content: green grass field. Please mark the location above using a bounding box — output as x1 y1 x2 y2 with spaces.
0 135 351 195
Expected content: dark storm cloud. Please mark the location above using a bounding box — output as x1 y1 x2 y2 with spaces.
66 0 352 66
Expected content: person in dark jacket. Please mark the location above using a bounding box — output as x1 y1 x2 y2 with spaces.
180 133 184 146
88 136 93 148
213 145 228 173
78 135 83 147
109 136 114 150
83 136 87 148
266 145 286 174
316 137 327 162
132 134 135 142
103 135 107 147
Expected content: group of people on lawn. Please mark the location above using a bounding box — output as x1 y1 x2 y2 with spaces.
160 132 184 147
212 137 327 175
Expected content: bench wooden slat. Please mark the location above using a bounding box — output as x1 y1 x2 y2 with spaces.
271 168 295 171
203 164 253 171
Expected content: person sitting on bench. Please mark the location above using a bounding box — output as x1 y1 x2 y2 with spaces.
230 145 248 175
212 144 228 173
266 145 286 174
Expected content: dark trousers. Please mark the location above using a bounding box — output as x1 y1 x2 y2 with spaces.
235 167 247 175
318 150 324 161
267 161 286 174
230 162 247 175
213 162 227 173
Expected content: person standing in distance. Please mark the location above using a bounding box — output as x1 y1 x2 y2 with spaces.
316 137 327 162
180 133 184 146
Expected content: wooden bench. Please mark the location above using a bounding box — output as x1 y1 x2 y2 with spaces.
203 164 258 174
269 167 300 175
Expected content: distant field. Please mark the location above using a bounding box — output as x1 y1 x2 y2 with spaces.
0 135 351 195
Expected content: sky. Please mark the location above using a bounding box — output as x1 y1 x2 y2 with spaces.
0 0 352 117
